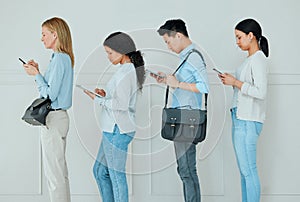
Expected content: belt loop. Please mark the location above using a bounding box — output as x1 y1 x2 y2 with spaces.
50 108 62 111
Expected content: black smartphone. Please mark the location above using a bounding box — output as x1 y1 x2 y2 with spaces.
146 69 166 78
213 68 223 74
19 57 26 64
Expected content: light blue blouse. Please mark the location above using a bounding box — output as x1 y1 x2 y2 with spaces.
35 52 73 110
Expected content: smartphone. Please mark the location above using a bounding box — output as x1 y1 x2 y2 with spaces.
146 69 166 78
212 68 223 74
19 57 26 65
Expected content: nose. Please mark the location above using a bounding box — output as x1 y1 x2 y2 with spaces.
235 39 239 46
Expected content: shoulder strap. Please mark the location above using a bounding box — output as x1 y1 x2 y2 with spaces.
164 49 208 109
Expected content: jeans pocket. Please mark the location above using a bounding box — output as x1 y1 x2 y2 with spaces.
255 122 263 135
120 133 134 145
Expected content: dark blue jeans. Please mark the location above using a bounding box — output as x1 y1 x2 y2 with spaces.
174 141 201 202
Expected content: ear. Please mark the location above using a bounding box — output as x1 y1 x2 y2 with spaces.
53 31 57 39
248 32 254 40
176 32 183 39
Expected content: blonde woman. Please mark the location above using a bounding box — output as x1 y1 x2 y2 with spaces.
23 17 74 202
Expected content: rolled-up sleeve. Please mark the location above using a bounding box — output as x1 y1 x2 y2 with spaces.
195 67 209 93
188 53 209 93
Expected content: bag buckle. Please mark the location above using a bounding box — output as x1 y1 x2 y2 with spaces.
170 117 177 127
189 118 196 128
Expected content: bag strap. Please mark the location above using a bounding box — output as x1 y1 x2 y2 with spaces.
164 49 208 109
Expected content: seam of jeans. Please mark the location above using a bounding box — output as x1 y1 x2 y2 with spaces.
185 144 200 201
242 122 259 201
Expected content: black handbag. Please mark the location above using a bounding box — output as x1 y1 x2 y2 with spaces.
22 97 51 126
161 49 208 144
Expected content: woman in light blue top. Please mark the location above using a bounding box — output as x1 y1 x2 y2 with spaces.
23 17 74 202
220 19 269 202
84 32 145 202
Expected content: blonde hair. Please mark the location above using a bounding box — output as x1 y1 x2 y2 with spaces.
42 17 75 67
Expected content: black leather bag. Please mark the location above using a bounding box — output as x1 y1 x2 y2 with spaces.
161 107 207 143
22 97 51 126
161 49 208 144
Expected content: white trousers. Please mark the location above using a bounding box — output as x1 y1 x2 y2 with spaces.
41 110 71 202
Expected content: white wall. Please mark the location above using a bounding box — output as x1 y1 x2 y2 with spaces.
1 0 300 202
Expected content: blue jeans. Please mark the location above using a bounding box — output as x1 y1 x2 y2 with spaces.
93 125 134 202
174 142 201 202
231 108 263 202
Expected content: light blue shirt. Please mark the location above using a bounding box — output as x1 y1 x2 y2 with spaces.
171 44 209 109
94 63 138 133
35 52 74 110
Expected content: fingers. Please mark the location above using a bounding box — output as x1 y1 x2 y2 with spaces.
94 88 101 94
218 74 225 79
28 60 38 68
150 71 167 83
94 88 106 97
157 71 166 77
150 73 156 78
84 90 95 100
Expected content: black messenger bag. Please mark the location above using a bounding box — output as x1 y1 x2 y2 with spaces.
161 49 208 144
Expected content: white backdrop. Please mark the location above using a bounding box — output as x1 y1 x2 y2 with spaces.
1 0 300 202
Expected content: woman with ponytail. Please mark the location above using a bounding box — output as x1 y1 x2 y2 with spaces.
219 18 269 202
84 32 145 202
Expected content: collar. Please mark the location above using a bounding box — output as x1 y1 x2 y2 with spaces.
179 43 195 60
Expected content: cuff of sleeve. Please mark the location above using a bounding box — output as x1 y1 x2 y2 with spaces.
241 82 250 94
94 96 104 105
196 82 209 93
35 74 44 86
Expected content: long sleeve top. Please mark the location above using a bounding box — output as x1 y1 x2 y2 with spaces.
171 44 209 109
94 63 138 133
232 50 268 123
35 52 73 110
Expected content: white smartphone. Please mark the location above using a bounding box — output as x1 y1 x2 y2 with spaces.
76 84 103 98
212 68 223 74
146 69 166 78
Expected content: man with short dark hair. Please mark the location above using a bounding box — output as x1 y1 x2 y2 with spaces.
153 19 209 202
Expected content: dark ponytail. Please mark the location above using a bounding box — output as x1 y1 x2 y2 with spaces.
103 31 145 91
127 51 145 91
259 35 269 57
235 18 269 57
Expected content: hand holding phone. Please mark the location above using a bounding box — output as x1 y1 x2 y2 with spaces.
76 84 104 98
146 69 166 78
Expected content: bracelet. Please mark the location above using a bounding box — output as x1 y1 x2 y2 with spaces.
177 81 181 89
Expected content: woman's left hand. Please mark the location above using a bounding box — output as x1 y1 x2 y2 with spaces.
219 73 236 86
23 64 40 76
219 73 243 89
